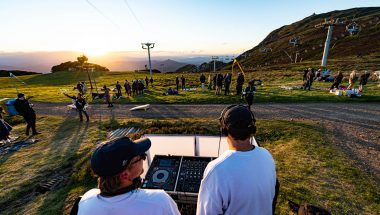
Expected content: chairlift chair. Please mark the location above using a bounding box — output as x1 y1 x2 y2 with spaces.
289 37 300 47
346 22 360 35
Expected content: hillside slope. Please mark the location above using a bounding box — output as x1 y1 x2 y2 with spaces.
236 7 380 69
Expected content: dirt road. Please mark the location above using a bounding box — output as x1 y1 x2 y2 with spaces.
34 102 380 179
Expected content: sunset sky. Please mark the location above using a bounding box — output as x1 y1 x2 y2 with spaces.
0 0 378 57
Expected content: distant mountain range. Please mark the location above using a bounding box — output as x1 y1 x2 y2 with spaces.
0 51 211 73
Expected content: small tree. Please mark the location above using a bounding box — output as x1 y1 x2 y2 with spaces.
77 55 93 89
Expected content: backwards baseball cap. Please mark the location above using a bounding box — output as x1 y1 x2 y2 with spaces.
91 137 151 178
17 93 25 98
223 105 255 130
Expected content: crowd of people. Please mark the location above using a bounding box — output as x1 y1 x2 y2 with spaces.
301 68 371 92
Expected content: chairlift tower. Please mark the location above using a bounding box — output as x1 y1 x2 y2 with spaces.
315 18 345 67
141 43 155 79
211 56 219 73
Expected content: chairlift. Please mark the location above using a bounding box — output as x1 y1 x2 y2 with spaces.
259 47 272 53
346 22 360 35
289 37 300 47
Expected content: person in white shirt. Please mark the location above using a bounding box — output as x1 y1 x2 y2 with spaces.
77 137 180 215
197 105 278 215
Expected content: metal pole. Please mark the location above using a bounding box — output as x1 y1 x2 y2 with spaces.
321 25 334 67
211 56 218 73
147 47 152 79
142 43 155 79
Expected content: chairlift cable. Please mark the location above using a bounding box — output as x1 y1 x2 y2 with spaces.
84 0 119 28
122 0 144 31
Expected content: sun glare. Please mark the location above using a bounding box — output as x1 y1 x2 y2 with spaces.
84 48 108 57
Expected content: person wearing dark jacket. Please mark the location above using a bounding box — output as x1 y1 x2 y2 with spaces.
64 93 89 122
359 71 371 92
224 73 232 95
181 75 185 90
244 80 256 110
200 74 206 91
0 107 12 143
236 73 245 95
14 93 39 136
116 81 122 98
330 71 344 90
145 76 149 89
175 77 180 91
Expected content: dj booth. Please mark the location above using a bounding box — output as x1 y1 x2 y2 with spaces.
140 135 258 214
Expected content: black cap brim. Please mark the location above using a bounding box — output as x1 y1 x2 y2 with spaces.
132 138 151 156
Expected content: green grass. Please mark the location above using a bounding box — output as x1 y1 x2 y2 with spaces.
0 117 378 214
0 70 379 104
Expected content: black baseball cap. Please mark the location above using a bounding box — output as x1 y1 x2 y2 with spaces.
223 105 254 130
17 93 25 98
91 137 151 177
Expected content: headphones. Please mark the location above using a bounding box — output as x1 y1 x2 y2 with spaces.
219 104 256 136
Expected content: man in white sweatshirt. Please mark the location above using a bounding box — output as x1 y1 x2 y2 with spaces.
77 137 180 215
197 105 278 215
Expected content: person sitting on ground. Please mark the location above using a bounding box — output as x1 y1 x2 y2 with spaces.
77 137 180 215
330 71 344 90
348 70 358 89
63 93 89 122
244 80 256 110
0 107 12 143
197 105 278 215
359 71 371 92
166 87 178 95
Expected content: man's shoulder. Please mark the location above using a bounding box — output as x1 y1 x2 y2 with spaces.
137 189 172 201
81 188 101 202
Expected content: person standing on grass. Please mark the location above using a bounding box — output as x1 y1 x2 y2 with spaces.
330 71 344 90
150 77 154 87
224 72 232 95
197 105 278 215
175 76 180 91
200 74 206 91
236 73 245 95
145 76 149 89
348 70 358 90
181 75 185 90
103 85 113 107
76 137 180 215
359 71 370 92
14 93 39 136
124 80 131 96
116 81 122 98
63 93 89 122
244 80 256 110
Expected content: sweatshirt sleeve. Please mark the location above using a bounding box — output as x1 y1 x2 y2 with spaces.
196 174 224 215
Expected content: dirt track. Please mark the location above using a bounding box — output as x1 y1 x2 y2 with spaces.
34 102 380 179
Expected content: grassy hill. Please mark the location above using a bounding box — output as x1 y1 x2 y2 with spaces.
234 7 380 70
0 69 379 104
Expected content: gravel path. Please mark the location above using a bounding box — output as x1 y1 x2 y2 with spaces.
34 102 380 179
